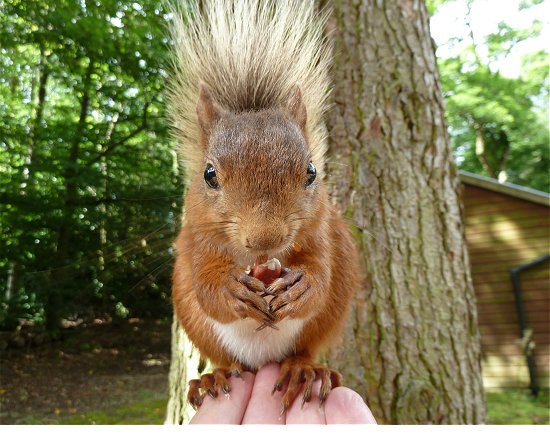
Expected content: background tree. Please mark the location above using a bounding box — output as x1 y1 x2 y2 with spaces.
165 0 485 424
0 0 181 332
322 0 485 424
431 0 549 191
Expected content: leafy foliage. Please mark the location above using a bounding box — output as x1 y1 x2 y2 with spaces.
1 0 548 331
433 0 549 191
0 0 182 330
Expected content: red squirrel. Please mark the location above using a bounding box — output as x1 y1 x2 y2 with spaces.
168 0 359 413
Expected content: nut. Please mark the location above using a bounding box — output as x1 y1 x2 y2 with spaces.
251 256 282 286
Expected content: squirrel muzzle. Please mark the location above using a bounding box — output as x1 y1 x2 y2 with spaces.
240 220 290 253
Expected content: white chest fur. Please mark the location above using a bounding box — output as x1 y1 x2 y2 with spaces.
210 318 305 370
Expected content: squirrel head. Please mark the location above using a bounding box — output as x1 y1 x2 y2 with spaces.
194 84 320 259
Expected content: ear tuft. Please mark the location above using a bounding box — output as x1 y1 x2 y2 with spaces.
287 86 307 131
197 83 223 137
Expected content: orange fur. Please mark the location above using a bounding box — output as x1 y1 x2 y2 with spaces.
171 90 359 375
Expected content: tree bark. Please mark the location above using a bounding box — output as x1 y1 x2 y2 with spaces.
165 320 208 424
324 0 485 424
165 160 199 425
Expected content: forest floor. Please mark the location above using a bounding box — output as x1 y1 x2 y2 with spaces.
0 318 171 424
1 318 548 424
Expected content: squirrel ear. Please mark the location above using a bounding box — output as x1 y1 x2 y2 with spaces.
197 84 224 139
287 86 307 131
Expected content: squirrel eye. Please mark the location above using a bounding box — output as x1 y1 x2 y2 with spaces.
305 161 316 187
204 163 219 189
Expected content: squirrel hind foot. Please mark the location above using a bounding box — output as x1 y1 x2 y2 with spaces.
273 356 343 414
187 365 244 409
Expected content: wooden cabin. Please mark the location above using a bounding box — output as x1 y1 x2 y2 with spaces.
460 171 550 391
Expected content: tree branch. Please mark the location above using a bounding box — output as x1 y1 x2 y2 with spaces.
465 0 483 67
474 128 497 179
86 102 150 167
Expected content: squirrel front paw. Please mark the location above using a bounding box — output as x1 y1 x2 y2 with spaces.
266 268 314 322
222 270 273 324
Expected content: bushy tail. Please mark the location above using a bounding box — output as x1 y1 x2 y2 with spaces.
167 0 332 182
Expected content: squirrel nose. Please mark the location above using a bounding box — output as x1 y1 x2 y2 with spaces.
243 229 287 252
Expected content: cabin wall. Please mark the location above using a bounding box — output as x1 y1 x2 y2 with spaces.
462 184 550 389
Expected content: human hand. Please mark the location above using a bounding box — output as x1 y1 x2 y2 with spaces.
189 363 377 424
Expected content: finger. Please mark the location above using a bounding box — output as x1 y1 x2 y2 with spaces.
285 379 326 424
233 287 273 320
242 363 286 424
233 297 273 322
267 269 303 294
270 299 289 315
269 284 309 314
323 387 377 424
190 371 255 424
238 273 266 293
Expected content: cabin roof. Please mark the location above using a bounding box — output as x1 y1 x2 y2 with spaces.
459 170 550 207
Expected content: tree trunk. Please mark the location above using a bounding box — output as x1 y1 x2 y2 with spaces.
324 0 485 424
48 59 94 332
165 159 201 424
21 49 49 194
8 52 49 312
5 262 21 302
165 0 485 424
165 320 208 424
97 112 119 308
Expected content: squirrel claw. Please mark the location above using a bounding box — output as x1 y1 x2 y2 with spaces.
232 293 273 324
269 301 288 314
256 319 279 331
187 365 244 408
227 362 243 379
267 268 303 294
272 381 283 395
319 368 342 404
187 379 205 410
272 357 342 412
